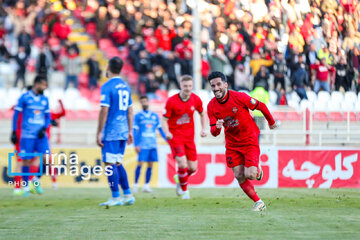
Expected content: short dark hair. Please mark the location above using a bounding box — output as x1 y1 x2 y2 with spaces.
108 57 123 74
33 75 47 85
207 71 227 82
139 95 148 100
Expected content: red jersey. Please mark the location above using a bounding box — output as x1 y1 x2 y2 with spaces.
163 93 203 142
207 90 262 148
310 64 334 81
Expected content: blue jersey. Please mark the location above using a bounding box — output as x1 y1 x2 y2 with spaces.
100 77 132 141
14 90 50 139
134 110 162 150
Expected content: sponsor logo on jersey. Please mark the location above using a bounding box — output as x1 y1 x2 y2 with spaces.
224 116 239 128
176 113 191 125
101 95 105 101
34 110 41 115
146 124 153 128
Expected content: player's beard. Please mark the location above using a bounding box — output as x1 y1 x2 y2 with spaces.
214 89 225 99
36 88 44 95
142 105 149 111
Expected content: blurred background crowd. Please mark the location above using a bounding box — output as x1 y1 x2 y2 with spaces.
0 0 360 107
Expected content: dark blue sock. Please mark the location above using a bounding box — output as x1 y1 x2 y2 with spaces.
145 167 152 184
135 165 141 184
107 165 120 198
117 164 131 195
22 166 30 187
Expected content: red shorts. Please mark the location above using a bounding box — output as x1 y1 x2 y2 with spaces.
169 140 197 161
225 145 260 168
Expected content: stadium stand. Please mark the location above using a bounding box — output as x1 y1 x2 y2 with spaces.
0 0 359 146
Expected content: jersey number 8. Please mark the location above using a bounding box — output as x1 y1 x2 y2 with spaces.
118 90 129 111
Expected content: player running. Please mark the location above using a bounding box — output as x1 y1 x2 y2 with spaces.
207 71 277 211
97 57 135 206
133 95 167 193
161 75 207 199
11 75 50 197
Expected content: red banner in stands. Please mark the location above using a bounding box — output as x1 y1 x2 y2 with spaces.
278 150 360 188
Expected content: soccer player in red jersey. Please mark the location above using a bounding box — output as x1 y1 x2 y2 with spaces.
161 75 207 199
207 71 278 211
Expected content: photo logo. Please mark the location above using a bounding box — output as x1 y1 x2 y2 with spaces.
8 151 43 176
7 151 113 180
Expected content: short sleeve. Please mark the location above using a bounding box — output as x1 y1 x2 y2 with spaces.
163 99 173 119
195 95 203 113
100 85 111 107
14 95 25 112
238 92 259 111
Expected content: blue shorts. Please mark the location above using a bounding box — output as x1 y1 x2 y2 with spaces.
102 140 126 164
138 148 158 162
19 137 50 160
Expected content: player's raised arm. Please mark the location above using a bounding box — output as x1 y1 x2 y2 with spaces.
253 101 277 129
240 92 277 130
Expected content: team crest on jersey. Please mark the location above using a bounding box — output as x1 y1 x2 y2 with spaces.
41 100 47 106
250 98 256 105
232 107 238 113
191 106 195 111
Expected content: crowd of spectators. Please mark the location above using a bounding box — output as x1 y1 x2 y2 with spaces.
1 0 360 104
82 0 360 102
0 0 100 90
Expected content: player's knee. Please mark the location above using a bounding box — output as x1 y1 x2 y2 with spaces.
245 171 257 180
188 166 196 173
234 172 245 183
147 162 153 168
176 157 187 168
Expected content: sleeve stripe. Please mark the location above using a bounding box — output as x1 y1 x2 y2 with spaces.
253 101 259 110
100 103 110 107
210 124 216 127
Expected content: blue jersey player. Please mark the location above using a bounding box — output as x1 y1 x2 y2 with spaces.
11 75 50 197
133 96 167 193
96 57 135 206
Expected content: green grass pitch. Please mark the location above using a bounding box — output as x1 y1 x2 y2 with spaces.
0 188 359 240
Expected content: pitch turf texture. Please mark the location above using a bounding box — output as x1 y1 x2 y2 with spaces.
0 188 359 240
